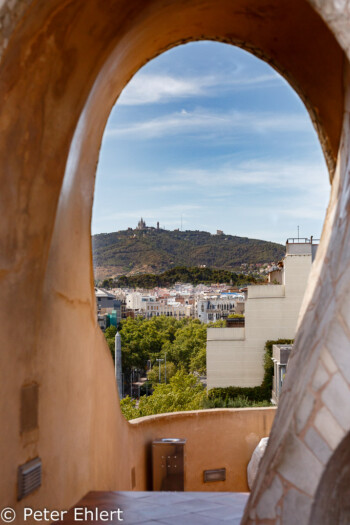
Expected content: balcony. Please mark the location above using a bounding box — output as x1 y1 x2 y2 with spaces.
55 408 275 524
128 408 275 492
56 490 249 524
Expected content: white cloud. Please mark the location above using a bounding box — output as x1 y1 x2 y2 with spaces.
168 158 329 192
117 72 280 106
118 74 203 105
105 108 309 140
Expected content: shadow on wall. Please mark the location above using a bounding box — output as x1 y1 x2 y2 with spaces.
310 431 350 524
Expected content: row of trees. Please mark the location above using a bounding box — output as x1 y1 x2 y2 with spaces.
120 370 271 420
104 315 218 378
110 266 263 289
120 370 207 419
103 316 273 420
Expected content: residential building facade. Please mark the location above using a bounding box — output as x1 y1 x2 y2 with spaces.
207 239 317 389
197 293 245 323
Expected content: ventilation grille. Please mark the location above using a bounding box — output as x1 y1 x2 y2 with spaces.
203 468 226 482
18 457 42 500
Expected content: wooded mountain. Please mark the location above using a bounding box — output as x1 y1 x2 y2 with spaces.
92 228 284 280
115 266 262 289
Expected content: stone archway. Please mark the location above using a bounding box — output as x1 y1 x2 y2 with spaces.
0 0 349 520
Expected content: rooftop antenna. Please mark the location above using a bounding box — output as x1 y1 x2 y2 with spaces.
181 214 183 231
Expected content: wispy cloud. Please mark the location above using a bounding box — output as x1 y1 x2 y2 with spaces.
97 157 329 198
118 74 203 106
117 72 280 106
168 159 329 191
105 108 308 140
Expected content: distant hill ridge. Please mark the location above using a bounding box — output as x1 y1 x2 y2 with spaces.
92 227 285 280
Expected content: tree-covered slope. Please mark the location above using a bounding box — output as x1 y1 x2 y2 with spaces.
92 228 284 278
115 266 262 289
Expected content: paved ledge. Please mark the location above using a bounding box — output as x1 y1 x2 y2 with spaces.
55 490 249 524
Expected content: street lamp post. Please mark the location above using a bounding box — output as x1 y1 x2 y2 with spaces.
164 353 167 384
156 358 164 383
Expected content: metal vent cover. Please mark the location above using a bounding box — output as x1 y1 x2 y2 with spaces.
18 457 42 500
203 468 226 482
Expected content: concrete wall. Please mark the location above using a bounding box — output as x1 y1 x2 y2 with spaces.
0 0 348 522
248 284 285 299
129 408 276 492
207 254 313 388
208 327 246 341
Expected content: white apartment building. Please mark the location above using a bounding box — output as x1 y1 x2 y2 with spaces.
125 291 194 319
197 294 245 323
145 300 193 319
206 238 317 389
126 292 156 311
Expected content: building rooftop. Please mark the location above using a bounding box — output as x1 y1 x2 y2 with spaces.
56 491 249 525
95 288 117 298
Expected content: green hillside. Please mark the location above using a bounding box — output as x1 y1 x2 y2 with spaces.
92 228 284 280
113 266 263 289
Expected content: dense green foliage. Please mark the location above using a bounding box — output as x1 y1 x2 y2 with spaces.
119 396 140 420
203 395 271 409
113 266 262 289
139 370 207 416
92 228 284 278
147 362 177 385
208 339 293 402
120 370 206 420
120 372 271 420
105 318 283 420
116 316 218 376
104 325 118 360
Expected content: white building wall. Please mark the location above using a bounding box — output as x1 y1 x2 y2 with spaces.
126 292 142 310
145 301 193 319
207 248 314 389
197 296 244 323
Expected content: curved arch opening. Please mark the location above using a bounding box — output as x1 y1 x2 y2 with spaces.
39 0 346 496
92 40 330 423
0 0 348 510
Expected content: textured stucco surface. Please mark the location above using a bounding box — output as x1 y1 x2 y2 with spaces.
0 0 348 523
309 0 350 57
0 0 33 59
242 64 350 523
129 408 276 492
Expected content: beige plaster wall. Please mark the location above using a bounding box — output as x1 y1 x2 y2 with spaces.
129 408 276 492
0 0 347 521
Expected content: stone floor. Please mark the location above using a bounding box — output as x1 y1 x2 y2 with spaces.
56 490 249 524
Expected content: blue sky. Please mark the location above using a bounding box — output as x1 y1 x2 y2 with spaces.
92 41 329 244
